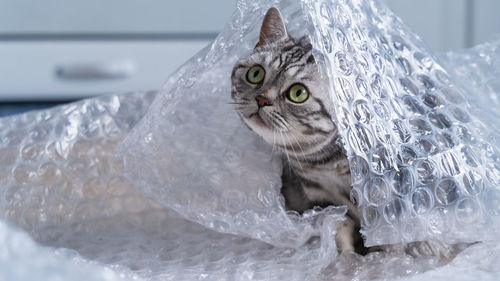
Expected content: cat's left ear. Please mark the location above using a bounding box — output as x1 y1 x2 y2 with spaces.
256 7 288 48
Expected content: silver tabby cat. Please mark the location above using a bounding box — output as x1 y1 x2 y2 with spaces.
231 7 464 257
231 7 361 253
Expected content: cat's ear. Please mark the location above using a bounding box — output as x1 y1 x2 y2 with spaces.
256 7 288 48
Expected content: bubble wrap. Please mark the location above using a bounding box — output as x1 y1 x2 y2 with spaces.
1 0 500 280
301 0 500 246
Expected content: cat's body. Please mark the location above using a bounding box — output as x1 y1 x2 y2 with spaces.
231 7 465 257
231 7 361 253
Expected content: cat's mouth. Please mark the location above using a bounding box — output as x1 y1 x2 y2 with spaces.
248 111 267 128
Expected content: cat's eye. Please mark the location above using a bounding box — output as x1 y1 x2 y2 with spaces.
287 84 309 103
247 65 265 84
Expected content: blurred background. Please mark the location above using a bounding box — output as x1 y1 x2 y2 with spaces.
0 0 499 116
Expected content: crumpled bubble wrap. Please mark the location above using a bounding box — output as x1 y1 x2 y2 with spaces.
0 0 500 280
302 0 500 246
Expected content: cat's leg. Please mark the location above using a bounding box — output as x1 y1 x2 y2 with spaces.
335 216 357 253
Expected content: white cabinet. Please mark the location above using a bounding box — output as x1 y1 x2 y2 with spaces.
472 0 500 44
0 1 234 101
383 0 500 52
383 0 469 52
0 0 499 101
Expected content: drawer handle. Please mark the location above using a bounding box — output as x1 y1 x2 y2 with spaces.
55 60 135 80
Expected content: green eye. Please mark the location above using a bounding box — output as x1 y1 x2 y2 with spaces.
247 65 265 84
287 84 309 103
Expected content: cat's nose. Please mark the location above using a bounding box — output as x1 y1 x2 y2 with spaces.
256 95 272 108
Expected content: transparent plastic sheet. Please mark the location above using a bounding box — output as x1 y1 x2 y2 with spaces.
0 0 499 281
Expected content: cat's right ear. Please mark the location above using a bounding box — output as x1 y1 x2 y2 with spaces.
256 7 288 48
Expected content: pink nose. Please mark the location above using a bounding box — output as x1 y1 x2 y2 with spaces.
256 95 272 107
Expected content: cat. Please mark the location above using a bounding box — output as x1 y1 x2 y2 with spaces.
231 7 362 253
231 7 466 258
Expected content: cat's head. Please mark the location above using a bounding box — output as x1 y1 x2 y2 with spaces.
231 7 337 156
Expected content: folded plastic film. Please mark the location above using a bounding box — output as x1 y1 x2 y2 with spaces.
0 0 499 280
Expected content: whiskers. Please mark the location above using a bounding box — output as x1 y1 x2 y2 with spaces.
228 100 251 114
263 111 309 174
227 102 249 105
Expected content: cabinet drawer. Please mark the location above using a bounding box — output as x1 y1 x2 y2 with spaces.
0 40 210 101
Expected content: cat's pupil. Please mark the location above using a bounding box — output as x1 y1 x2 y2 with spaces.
253 70 260 77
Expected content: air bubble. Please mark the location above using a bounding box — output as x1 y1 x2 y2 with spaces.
355 77 368 96
333 77 353 102
455 198 481 224
335 29 349 51
389 168 414 196
364 177 390 206
436 133 455 149
392 120 412 143
353 100 372 123
370 74 386 98
428 207 452 234
439 152 461 176
402 95 426 115
383 197 408 223
435 69 451 85
428 112 452 129
354 53 370 74
362 205 380 228
374 123 392 143
371 146 394 174
422 94 443 109
414 52 433 70
392 35 409 51
390 99 404 117
461 146 480 167
373 101 391 120
455 125 475 144
416 138 439 155
399 78 419 95
416 160 437 184
334 52 353 75
321 31 333 53
396 146 417 166
435 178 461 205
411 187 433 214
13 165 37 184
38 162 61 182
463 171 484 195
348 124 375 153
21 144 44 161
397 57 412 75
417 75 436 90
338 107 351 128
409 118 433 136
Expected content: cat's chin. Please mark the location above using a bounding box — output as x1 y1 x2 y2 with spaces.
242 114 275 143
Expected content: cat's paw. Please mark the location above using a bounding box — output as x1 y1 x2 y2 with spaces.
404 239 471 260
